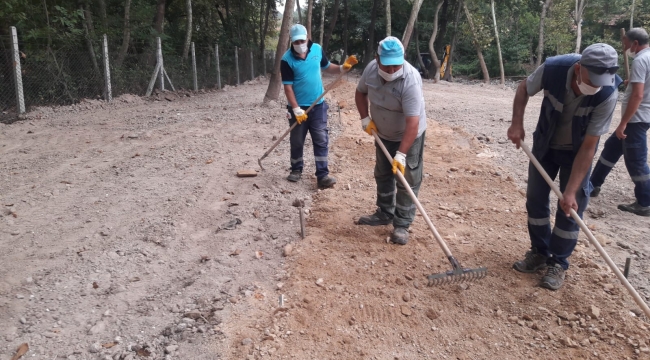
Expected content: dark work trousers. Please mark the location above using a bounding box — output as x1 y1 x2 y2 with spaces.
374 132 425 229
288 102 330 179
590 122 650 207
526 149 591 270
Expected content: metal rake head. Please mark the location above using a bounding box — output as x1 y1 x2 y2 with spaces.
257 158 265 171
427 267 487 286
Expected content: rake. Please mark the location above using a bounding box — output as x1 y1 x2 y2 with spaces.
371 131 487 286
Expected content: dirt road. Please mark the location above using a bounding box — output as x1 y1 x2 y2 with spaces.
1 75 648 360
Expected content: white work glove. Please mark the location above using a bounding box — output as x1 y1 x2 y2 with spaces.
361 116 378 136
392 151 406 175
293 107 308 124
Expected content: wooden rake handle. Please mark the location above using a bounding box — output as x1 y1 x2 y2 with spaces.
372 131 454 258
520 142 650 319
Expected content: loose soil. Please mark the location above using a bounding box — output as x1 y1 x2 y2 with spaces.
1 74 648 360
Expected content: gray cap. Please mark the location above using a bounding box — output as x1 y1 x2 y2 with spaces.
580 43 618 87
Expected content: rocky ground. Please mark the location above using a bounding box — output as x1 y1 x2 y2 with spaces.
0 74 648 360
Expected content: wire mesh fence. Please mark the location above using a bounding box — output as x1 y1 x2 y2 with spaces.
1 28 277 121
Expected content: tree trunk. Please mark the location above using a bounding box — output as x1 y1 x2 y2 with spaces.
296 0 302 23
153 0 166 35
443 1 461 81
43 0 52 51
428 0 444 82
630 0 635 28
80 3 100 76
97 0 108 29
414 23 426 77
574 0 586 53
115 0 132 67
260 0 272 68
490 0 504 84
182 0 192 60
463 2 489 83
319 0 326 44
264 0 295 103
342 0 349 58
536 0 552 67
363 0 380 66
307 0 314 38
401 0 424 49
386 0 391 36
435 0 449 55
322 0 340 52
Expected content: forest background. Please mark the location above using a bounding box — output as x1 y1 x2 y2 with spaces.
0 0 646 111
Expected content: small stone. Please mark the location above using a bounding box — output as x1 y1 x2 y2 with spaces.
616 241 631 250
522 314 533 321
425 308 439 320
277 283 284 290
457 283 469 291
581 338 590 347
184 311 202 320
508 316 518 323
236 170 258 178
88 321 106 335
165 345 178 354
241 338 253 346
89 342 102 353
404 274 413 281
603 284 614 291
616 333 625 339
283 244 293 257
588 305 601 318
589 337 599 344
640 347 650 353
315 278 324 287
595 234 611 246
413 281 420 289
402 293 411 302
400 306 412 316
229 297 238 304
19 317 27 324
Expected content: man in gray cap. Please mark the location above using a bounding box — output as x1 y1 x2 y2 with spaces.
507 43 622 290
590 28 650 217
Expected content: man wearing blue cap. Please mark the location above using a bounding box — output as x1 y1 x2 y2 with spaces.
281 24 357 188
590 28 650 217
354 36 427 245
507 43 622 290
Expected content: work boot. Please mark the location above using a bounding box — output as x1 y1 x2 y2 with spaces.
513 249 548 273
590 186 601 197
618 201 650 217
540 263 566 290
357 208 393 226
287 171 302 182
317 175 337 188
390 227 409 245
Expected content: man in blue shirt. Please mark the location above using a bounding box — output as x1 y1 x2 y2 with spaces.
281 24 356 188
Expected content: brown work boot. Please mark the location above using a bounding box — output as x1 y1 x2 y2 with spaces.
390 227 409 245
357 208 393 226
513 249 548 273
540 263 566 290
317 175 337 188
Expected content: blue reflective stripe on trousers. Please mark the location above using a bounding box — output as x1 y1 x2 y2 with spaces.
590 122 650 206
288 102 330 179
526 149 590 270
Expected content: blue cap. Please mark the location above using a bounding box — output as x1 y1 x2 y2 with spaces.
290 24 308 43
378 36 404 66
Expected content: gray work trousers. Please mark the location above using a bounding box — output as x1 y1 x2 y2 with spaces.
374 132 425 228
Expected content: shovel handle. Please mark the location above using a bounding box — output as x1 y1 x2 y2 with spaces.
520 142 650 319
372 131 454 258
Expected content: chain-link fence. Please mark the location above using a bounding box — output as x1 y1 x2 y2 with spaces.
1 27 277 122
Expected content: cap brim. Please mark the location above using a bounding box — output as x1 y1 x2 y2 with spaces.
291 35 307 42
587 71 615 87
379 55 404 66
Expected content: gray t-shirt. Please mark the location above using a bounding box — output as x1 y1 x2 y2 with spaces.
356 59 427 142
623 47 650 123
526 63 618 149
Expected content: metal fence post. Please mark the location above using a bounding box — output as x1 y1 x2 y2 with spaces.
191 42 198 91
250 50 254 80
11 26 25 114
235 47 240 85
102 34 112 102
157 37 164 91
215 43 221 89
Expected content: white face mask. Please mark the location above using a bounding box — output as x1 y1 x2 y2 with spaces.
577 69 601 95
626 48 637 59
378 67 403 82
293 43 308 54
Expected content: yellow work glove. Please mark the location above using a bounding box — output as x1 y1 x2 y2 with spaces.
341 55 358 72
361 116 378 136
392 151 406 175
293 107 308 124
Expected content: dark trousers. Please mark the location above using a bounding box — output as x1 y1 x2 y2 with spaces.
288 102 330 179
374 132 425 228
526 149 591 270
590 122 650 207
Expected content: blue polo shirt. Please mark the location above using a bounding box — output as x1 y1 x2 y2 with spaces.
281 42 330 107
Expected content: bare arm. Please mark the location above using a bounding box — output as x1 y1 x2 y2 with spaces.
355 90 369 119
559 135 599 216
398 116 420 154
616 82 645 139
283 84 299 109
507 80 531 148
324 63 342 74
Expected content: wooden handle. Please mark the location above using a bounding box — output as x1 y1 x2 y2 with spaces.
372 131 454 258
520 142 650 319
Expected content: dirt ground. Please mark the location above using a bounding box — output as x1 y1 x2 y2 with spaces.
1 73 649 360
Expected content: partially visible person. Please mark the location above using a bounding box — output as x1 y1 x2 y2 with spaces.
281 24 357 188
590 28 650 217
